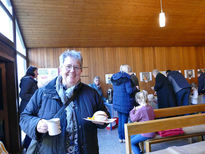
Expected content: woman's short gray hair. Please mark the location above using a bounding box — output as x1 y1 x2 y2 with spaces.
59 49 83 67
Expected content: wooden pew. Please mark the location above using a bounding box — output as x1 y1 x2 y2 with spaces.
124 104 205 154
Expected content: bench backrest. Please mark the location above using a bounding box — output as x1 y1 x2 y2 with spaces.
154 104 205 118
125 104 205 154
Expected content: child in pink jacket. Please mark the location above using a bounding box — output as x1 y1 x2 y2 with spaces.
129 90 155 154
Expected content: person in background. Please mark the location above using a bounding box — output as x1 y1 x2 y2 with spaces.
89 76 105 101
127 67 140 106
19 66 38 113
111 64 137 143
127 67 140 92
197 70 205 95
20 50 109 154
152 69 177 108
166 70 191 106
190 83 198 105
129 90 155 154
19 65 38 151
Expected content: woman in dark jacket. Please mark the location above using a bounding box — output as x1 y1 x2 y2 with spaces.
19 66 38 113
111 64 137 143
20 50 109 154
19 65 38 150
152 69 177 108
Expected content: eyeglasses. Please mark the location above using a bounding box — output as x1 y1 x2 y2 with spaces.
64 64 82 71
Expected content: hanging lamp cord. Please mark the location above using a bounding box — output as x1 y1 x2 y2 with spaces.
160 0 163 12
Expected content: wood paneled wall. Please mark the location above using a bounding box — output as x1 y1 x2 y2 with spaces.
28 46 205 95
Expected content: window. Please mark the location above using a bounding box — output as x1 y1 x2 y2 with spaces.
16 54 27 90
16 22 26 56
1 0 12 14
0 5 13 41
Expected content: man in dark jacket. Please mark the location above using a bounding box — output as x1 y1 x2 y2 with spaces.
166 70 191 106
20 50 110 154
152 69 177 108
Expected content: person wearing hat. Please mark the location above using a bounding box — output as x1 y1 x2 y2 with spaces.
19 65 38 151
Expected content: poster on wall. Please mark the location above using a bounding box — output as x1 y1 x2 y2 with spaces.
140 72 152 83
184 69 195 79
38 68 59 87
105 74 113 84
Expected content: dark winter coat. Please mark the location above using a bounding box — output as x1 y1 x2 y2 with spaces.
167 71 191 93
20 77 109 154
19 76 38 113
89 83 104 101
198 73 205 94
154 73 177 108
111 72 137 113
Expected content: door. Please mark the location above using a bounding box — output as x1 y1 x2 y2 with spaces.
0 63 9 149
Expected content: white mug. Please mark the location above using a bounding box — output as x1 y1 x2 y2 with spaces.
46 118 61 136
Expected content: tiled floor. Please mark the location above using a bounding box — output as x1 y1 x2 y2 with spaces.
98 127 196 154
98 127 126 154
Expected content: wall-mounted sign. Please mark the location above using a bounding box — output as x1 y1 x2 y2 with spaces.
38 68 59 87
140 72 152 83
105 74 113 84
184 69 195 79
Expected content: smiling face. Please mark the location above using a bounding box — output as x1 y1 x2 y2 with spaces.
60 56 82 88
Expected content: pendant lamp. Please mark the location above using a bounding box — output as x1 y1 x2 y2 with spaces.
159 0 166 27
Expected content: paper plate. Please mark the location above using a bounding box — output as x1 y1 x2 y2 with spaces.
84 118 116 123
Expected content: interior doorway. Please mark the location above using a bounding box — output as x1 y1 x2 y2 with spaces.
0 63 9 147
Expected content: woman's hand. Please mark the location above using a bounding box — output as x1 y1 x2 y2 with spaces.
37 119 48 133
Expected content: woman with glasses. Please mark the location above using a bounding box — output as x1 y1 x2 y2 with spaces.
20 49 109 154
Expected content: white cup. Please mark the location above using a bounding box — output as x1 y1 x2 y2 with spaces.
46 118 61 136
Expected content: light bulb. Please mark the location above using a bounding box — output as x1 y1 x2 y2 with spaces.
159 11 166 27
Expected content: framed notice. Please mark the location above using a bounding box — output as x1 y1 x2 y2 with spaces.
105 74 113 84
38 68 59 87
184 69 195 79
140 72 152 82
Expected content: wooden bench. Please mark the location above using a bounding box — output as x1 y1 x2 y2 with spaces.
124 104 205 154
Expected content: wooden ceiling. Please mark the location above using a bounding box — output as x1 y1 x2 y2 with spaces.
12 0 205 48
